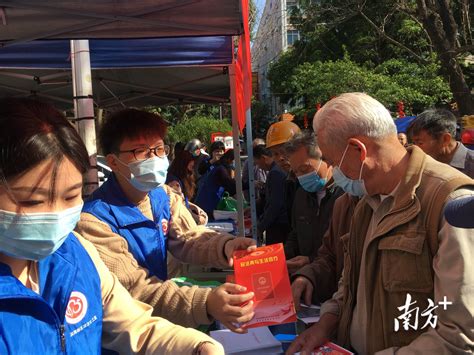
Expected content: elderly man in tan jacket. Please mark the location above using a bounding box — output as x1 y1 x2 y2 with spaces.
288 93 474 354
76 108 255 334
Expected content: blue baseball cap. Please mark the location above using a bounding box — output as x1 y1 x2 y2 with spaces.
444 196 474 228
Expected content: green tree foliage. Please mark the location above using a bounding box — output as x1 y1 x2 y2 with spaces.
167 116 232 147
250 98 272 138
147 104 221 126
283 57 451 115
248 0 258 40
267 0 472 114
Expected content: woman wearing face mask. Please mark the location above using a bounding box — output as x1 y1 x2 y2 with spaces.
0 98 223 354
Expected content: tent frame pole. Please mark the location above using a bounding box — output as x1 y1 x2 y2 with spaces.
70 39 98 196
244 108 258 242
229 64 245 237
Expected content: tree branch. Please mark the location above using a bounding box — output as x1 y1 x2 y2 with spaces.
456 44 474 55
395 3 433 50
437 0 458 46
359 10 427 63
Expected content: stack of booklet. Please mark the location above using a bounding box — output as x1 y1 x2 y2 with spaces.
232 243 297 328
210 326 283 354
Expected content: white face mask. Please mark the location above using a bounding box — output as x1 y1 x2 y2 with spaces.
0 203 83 261
332 144 367 197
116 156 169 192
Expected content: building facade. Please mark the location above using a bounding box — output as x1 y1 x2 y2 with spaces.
252 0 299 116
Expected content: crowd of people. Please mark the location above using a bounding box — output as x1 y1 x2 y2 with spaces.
0 92 473 354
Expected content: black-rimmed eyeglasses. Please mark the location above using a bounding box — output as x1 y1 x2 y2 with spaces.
119 145 170 161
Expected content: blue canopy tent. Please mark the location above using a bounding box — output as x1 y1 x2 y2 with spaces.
0 37 233 109
0 0 243 46
395 116 417 133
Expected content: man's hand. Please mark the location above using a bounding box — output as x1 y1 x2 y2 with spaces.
285 313 339 354
224 237 257 266
286 255 310 274
291 276 314 311
206 283 255 333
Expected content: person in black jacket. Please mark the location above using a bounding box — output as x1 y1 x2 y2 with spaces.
253 145 290 245
283 132 344 274
194 149 236 219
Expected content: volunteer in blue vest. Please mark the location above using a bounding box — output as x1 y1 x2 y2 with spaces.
76 108 256 333
0 98 223 354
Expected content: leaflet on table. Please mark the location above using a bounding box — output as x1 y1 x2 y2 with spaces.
210 326 282 354
233 243 296 328
297 303 321 324
295 342 354 354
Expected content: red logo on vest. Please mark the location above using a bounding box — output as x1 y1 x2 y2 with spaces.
161 219 169 235
66 291 88 324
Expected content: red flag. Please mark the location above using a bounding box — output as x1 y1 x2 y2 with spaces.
235 0 252 131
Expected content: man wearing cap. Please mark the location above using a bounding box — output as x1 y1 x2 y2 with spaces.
265 120 301 226
185 138 209 180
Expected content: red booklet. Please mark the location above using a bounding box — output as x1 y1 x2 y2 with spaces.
233 243 296 328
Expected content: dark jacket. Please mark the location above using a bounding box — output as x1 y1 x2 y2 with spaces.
194 163 236 219
284 184 344 261
258 162 288 232
293 193 358 304
284 172 299 225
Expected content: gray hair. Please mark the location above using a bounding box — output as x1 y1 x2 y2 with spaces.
313 92 397 150
407 108 457 139
285 131 321 159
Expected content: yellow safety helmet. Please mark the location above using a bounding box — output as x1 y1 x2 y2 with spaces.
266 120 301 148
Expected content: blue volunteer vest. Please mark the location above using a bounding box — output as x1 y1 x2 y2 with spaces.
83 174 171 281
194 165 225 219
0 234 103 354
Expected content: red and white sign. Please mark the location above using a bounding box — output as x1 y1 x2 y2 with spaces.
66 291 88 325
211 131 233 150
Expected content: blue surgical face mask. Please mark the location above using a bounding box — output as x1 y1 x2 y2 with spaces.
0 203 83 261
332 144 367 197
297 160 327 193
117 156 169 192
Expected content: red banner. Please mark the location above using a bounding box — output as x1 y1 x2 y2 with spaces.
235 0 252 131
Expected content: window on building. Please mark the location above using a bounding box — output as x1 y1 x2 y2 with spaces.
287 30 300 46
287 1 298 16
